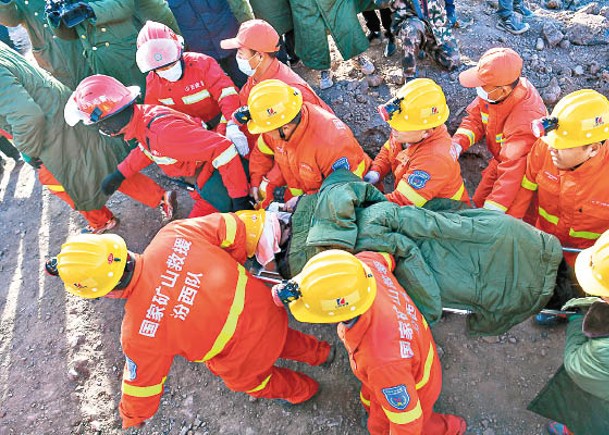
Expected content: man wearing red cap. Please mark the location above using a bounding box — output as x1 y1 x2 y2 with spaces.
452 47 546 216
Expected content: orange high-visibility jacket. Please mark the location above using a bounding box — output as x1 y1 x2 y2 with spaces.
117 104 248 199
452 78 547 211
338 252 443 434
144 52 240 136
371 125 469 207
239 58 332 114
249 102 371 195
510 140 609 266
118 217 288 427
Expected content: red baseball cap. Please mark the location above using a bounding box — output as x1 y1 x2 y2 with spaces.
459 47 523 88
220 19 280 53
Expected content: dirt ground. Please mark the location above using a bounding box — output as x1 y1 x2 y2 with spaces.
1 1 608 434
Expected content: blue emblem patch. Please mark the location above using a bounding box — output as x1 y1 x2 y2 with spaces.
331 157 350 172
407 170 431 190
125 356 137 381
382 385 410 410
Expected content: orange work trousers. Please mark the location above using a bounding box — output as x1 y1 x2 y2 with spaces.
38 166 165 229
207 328 330 404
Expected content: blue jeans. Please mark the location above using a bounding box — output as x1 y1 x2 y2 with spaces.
444 0 455 19
497 0 522 18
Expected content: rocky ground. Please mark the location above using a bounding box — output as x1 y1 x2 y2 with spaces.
0 1 608 434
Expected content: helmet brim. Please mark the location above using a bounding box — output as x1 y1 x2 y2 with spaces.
575 247 609 297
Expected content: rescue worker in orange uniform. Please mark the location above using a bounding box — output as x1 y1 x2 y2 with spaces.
452 47 546 215
510 89 609 267
364 78 469 207
272 250 467 434
243 79 371 211
136 21 249 157
65 74 251 217
46 217 333 429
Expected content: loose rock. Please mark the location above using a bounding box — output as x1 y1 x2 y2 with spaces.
542 22 564 47
535 38 545 51
542 77 562 105
573 65 584 76
366 74 384 87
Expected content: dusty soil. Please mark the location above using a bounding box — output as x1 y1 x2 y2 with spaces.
1 1 608 434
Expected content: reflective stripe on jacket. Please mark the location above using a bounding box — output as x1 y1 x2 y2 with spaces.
119 218 288 427
337 252 442 434
510 140 609 266
453 78 547 211
248 102 370 192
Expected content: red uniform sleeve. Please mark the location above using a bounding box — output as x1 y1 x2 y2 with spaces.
370 139 398 178
143 74 157 105
118 349 173 428
368 361 424 435
385 154 454 207
249 135 276 187
507 138 544 219
484 122 537 212
117 146 154 178
453 98 485 152
357 251 396 272
199 56 240 123
314 133 371 188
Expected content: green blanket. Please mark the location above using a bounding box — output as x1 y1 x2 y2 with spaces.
286 171 563 335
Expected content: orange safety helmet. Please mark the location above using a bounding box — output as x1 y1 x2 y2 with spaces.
235 209 266 257
64 75 140 126
136 21 184 73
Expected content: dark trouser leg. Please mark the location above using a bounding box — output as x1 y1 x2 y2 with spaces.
379 8 394 39
283 30 299 64
427 35 461 72
362 10 381 33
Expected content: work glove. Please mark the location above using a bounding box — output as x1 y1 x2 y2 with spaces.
101 170 125 196
226 122 249 156
451 141 463 156
231 106 251 126
363 170 380 185
249 185 260 203
60 2 95 28
231 195 253 212
283 195 301 213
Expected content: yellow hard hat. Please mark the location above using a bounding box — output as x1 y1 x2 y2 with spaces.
288 250 377 323
378 78 449 132
56 234 129 299
575 230 609 297
246 79 303 134
543 89 609 149
235 209 266 257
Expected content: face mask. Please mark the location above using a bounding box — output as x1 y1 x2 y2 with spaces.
156 61 183 82
236 53 260 77
476 86 498 103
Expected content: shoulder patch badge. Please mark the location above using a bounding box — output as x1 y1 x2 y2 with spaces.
382 385 410 410
407 170 431 189
332 157 351 172
124 356 137 382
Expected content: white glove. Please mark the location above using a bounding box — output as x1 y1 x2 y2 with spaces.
451 141 463 157
363 170 380 184
226 122 249 156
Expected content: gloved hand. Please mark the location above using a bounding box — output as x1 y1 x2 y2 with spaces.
101 170 125 196
249 186 260 203
231 195 253 212
226 122 249 156
451 141 463 157
363 170 380 184
283 195 301 213
231 106 251 126
60 2 95 28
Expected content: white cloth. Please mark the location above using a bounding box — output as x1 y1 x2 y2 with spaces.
255 212 282 266
363 170 380 184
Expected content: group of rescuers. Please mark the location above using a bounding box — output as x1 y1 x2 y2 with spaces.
33 15 609 435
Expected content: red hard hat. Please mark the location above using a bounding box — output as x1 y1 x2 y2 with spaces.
136 21 184 73
64 75 140 126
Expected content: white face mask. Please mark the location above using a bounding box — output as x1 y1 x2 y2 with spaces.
236 53 260 77
156 62 183 82
476 86 497 103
